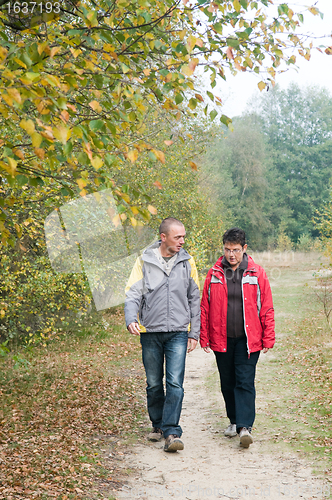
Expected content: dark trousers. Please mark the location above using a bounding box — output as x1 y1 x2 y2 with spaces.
214 337 260 431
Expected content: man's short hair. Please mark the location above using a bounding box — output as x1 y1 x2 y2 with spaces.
159 217 184 235
222 227 246 247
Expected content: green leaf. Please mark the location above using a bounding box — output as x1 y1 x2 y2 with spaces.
15 175 29 186
210 109 218 120
89 120 106 133
63 142 73 156
226 38 241 48
175 93 184 104
188 98 197 110
29 177 44 187
220 114 232 127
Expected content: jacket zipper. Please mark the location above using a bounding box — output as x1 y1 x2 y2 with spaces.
166 276 170 332
242 270 252 357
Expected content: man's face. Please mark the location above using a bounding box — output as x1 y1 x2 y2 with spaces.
223 241 247 270
160 224 186 255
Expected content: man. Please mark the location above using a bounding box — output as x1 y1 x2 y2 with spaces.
200 227 275 448
125 217 200 452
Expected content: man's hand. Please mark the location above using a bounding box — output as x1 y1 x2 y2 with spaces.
203 346 211 353
187 338 197 353
127 322 141 335
262 347 269 354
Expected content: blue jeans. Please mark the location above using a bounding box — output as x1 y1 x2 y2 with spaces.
140 331 188 438
214 337 260 432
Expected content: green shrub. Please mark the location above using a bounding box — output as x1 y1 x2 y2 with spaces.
0 251 92 344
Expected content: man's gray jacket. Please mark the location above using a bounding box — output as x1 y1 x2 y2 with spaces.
124 241 200 339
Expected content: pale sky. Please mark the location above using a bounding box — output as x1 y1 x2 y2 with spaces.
216 0 332 117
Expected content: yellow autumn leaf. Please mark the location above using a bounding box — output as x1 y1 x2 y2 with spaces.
153 149 165 164
127 150 138 163
40 129 54 141
14 58 27 69
112 214 121 227
53 125 71 144
325 47 332 55
148 205 158 215
43 74 61 87
164 140 173 146
188 58 199 73
181 64 194 77
86 10 98 27
34 148 45 159
31 132 43 148
69 48 82 58
0 46 8 61
182 58 199 76
1 94 13 106
258 81 266 91
50 47 61 58
7 88 22 104
7 157 17 174
130 217 138 227
308 6 319 15
37 42 49 55
91 156 103 170
20 119 35 135
60 110 69 122
186 35 197 53
77 178 87 190
13 149 25 160
89 100 102 112
233 0 241 12
15 223 22 238
189 161 198 171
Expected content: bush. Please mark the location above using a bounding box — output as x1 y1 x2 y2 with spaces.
0 252 92 344
296 233 316 252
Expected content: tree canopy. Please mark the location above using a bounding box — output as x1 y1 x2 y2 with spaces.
0 0 323 245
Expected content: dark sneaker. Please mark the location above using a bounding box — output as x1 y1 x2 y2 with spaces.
164 434 184 452
239 427 253 448
148 427 163 442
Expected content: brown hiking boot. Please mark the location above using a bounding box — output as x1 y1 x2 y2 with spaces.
164 434 184 452
147 427 163 442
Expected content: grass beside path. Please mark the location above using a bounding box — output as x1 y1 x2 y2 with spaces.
255 251 331 479
0 309 147 500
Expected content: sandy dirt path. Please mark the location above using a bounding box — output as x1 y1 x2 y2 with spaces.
116 346 330 500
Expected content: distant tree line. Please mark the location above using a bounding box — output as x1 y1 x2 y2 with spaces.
200 83 332 250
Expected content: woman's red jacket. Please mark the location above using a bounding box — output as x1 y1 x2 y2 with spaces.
200 255 275 354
